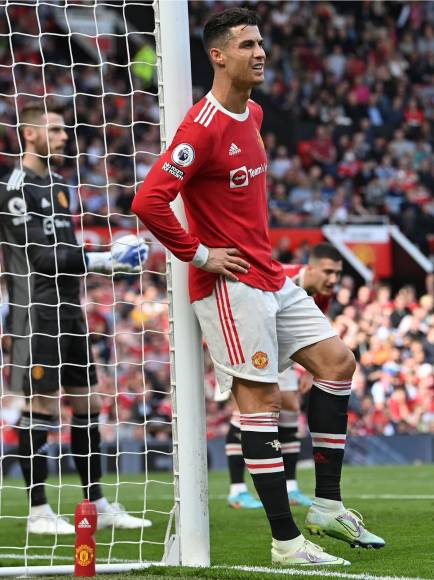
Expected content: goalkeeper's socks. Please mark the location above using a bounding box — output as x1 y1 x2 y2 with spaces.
18 411 55 507
240 412 300 541
308 381 351 501
225 422 245 485
71 413 103 502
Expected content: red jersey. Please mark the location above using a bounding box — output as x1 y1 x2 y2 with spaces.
282 263 332 314
132 92 285 302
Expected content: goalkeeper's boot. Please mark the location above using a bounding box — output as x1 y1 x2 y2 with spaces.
97 502 152 529
288 489 313 507
272 535 350 566
305 504 385 549
27 504 75 535
228 491 262 509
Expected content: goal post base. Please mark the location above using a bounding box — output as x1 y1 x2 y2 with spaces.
163 533 181 565
1 562 155 578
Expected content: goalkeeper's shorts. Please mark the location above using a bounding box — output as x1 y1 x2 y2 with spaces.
192 276 336 395
11 307 97 395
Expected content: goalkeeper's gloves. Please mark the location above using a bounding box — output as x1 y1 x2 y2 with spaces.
86 234 148 273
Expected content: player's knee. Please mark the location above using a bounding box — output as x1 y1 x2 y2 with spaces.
239 387 281 414
26 392 60 417
262 388 282 414
69 392 102 415
339 347 356 378
88 394 102 415
320 343 356 380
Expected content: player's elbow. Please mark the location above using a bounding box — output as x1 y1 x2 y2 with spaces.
131 189 151 225
130 192 142 219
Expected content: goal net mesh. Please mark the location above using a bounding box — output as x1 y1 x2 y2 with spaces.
0 0 177 570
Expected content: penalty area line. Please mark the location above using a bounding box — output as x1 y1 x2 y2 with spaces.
215 565 429 580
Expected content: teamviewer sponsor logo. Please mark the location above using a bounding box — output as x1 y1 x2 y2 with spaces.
229 166 249 188
78 517 92 529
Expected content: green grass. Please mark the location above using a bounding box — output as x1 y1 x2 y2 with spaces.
0 465 433 579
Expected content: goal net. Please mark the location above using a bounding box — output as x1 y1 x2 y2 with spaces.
0 0 208 575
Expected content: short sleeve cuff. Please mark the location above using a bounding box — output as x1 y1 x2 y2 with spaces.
191 243 209 268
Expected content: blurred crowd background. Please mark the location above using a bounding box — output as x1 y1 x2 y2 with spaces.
190 1 434 255
0 1 433 461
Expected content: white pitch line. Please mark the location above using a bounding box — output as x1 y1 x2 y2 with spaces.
0 558 428 580
216 565 429 580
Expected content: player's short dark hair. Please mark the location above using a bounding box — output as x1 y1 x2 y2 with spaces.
310 243 342 263
203 7 260 52
19 101 64 142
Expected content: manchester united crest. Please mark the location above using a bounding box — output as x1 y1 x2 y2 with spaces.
57 191 68 208
252 351 269 369
75 544 94 567
31 366 45 380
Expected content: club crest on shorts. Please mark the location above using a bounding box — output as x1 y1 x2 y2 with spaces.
251 351 269 369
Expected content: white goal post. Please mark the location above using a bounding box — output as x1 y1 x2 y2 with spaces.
157 0 210 568
0 0 209 576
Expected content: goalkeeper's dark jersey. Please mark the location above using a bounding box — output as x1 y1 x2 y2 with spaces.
0 165 86 324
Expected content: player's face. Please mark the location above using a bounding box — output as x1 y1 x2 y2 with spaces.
218 25 265 88
32 113 68 166
309 258 343 295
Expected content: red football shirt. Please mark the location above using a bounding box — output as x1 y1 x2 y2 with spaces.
132 92 285 302
282 263 332 314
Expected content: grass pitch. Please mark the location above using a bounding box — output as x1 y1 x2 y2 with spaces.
0 464 432 579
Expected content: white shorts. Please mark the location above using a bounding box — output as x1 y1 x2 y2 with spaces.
278 366 298 392
192 276 336 394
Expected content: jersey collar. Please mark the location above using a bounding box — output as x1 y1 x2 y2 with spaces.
206 92 250 122
21 165 45 181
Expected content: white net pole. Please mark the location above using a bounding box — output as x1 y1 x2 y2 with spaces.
155 0 210 568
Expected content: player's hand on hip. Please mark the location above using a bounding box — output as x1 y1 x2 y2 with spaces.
202 248 250 282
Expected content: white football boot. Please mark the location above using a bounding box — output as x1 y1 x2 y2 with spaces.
272 535 350 566
27 504 75 535
96 502 152 530
306 504 385 549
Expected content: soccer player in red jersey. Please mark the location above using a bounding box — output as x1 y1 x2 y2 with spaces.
132 7 384 566
226 243 343 509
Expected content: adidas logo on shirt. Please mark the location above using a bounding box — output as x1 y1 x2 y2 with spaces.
229 143 241 156
41 198 51 208
78 517 92 528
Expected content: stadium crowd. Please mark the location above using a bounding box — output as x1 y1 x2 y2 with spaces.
0 1 433 456
190 1 434 256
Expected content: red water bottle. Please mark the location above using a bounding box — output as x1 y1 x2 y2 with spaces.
74 499 97 577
